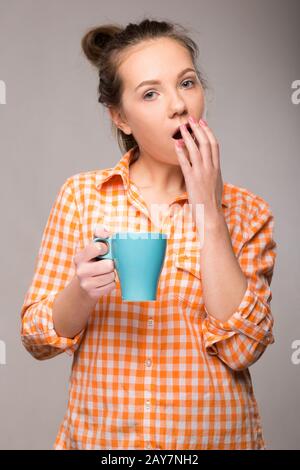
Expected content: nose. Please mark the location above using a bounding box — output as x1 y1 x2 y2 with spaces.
167 91 187 115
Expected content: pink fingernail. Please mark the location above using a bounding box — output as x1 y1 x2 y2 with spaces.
175 140 185 148
199 118 208 126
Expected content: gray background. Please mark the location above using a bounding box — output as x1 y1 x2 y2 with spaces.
0 0 299 450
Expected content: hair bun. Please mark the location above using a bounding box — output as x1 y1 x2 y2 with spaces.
81 24 123 67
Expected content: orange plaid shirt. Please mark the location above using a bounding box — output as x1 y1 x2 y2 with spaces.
20 147 277 450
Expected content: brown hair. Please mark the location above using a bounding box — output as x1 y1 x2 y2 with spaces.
81 17 209 157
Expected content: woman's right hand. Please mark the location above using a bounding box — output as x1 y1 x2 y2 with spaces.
73 226 116 300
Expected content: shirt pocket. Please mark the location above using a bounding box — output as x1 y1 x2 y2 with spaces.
174 246 203 311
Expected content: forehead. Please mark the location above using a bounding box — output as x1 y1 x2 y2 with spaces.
118 38 193 87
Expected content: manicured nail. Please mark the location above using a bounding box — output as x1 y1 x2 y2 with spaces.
175 140 185 148
199 118 208 126
188 115 196 124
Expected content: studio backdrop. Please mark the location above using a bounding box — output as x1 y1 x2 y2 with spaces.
0 0 299 450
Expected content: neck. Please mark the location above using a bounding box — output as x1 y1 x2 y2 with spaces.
129 149 186 194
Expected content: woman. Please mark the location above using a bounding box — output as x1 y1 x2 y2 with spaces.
20 18 277 450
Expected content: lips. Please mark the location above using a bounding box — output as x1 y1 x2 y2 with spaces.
172 122 194 140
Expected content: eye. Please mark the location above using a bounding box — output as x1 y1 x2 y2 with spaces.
143 90 157 100
143 79 195 101
182 79 195 89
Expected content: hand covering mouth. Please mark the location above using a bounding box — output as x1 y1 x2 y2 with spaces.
172 122 197 143
172 122 194 140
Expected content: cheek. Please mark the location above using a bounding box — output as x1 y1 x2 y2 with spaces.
133 122 158 144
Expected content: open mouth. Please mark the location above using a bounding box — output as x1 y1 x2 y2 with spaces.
172 123 195 140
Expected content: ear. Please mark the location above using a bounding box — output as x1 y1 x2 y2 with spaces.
107 106 132 135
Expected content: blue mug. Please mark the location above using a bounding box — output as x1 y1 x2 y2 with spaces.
93 232 168 302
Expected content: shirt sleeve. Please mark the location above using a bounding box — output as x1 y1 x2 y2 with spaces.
201 198 277 371
20 177 86 360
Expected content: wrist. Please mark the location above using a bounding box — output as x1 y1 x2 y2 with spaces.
203 205 225 232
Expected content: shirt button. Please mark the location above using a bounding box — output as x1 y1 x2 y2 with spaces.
145 359 152 368
148 318 154 327
146 442 151 449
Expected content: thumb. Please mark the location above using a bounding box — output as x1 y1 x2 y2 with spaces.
93 225 111 239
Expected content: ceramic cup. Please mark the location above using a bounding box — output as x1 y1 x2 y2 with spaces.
93 232 167 301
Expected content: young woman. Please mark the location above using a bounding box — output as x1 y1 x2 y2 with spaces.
20 19 277 450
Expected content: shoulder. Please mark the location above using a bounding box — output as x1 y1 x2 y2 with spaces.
59 168 112 195
223 182 275 243
223 181 273 218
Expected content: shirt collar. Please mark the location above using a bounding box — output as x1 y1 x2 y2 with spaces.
95 146 137 192
95 146 228 208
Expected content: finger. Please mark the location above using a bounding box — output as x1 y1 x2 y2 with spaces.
187 117 213 169
197 119 220 169
94 225 111 238
91 270 115 286
173 132 191 163
93 279 116 296
91 225 111 260
218 173 224 207
89 255 115 275
79 263 115 285
93 240 109 256
179 123 203 167
75 241 109 264
174 140 192 179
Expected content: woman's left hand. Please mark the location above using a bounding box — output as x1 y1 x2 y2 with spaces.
174 116 224 225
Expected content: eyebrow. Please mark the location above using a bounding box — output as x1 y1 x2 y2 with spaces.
134 67 197 92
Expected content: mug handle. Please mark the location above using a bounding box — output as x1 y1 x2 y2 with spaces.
93 236 113 260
